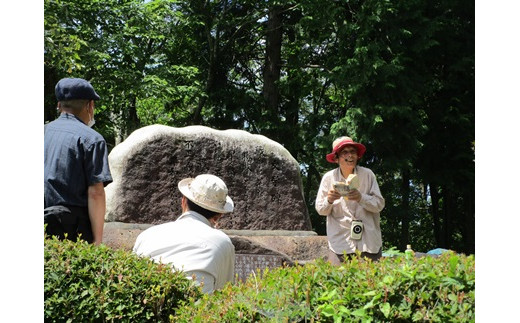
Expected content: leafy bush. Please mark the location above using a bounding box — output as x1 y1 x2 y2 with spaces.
45 236 474 322
44 236 202 322
173 250 475 322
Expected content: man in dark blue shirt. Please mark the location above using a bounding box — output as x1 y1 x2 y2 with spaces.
44 78 112 244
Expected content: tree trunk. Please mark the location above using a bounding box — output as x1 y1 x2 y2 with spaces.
400 169 411 250
112 109 124 147
263 5 282 114
193 37 216 125
283 13 301 158
430 183 442 247
307 164 326 235
442 187 452 248
125 96 140 138
463 189 475 253
193 3 219 125
44 66 60 123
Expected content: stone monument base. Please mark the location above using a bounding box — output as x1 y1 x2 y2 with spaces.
103 222 329 282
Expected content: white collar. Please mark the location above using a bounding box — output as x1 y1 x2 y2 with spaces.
177 210 213 228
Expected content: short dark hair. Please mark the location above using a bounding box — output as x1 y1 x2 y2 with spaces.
186 198 220 219
60 99 90 112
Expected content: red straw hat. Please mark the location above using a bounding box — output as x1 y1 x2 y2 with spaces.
326 136 366 163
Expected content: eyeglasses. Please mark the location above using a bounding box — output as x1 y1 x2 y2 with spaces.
338 149 358 157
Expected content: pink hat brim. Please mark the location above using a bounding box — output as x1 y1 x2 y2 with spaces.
326 140 366 163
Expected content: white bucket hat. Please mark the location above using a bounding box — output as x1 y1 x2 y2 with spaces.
178 174 234 213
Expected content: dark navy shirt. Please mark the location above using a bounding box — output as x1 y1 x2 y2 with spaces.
44 113 113 208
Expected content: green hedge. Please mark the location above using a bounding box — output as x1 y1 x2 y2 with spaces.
173 250 475 322
45 237 474 322
44 236 202 322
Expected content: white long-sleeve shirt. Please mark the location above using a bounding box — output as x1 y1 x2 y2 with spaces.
133 210 235 293
315 166 385 254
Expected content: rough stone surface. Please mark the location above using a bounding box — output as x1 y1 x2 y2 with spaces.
229 236 293 265
244 236 329 263
105 124 311 230
101 222 152 251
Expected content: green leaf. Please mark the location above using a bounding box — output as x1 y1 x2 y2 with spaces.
383 275 394 285
319 304 335 317
449 255 459 274
352 308 367 317
363 290 377 297
380 302 391 318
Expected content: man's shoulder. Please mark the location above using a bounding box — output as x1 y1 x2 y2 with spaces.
46 116 106 142
134 222 177 244
213 228 233 242
79 124 106 142
141 221 176 233
211 229 234 253
45 118 66 131
196 226 233 249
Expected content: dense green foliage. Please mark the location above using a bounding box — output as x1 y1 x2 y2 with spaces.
44 236 202 321
44 0 474 253
174 251 475 322
44 237 474 322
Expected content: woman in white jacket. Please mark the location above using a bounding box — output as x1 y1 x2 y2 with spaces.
315 136 385 264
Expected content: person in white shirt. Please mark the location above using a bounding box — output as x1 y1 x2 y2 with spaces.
133 174 235 293
315 136 385 263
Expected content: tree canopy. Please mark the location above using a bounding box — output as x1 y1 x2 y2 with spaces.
44 0 474 253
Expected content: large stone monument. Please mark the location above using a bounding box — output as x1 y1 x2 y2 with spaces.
105 124 312 231
103 125 328 281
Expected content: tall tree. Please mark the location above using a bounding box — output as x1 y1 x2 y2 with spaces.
44 0 200 145
44 0 474 252
263 4 283 118
327 0 474 252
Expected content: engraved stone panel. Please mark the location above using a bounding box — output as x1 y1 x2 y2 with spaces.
234 254 287 282
105 125 311 230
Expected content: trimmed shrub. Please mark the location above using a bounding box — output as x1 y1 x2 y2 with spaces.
44 236 202 322
173 250 475 322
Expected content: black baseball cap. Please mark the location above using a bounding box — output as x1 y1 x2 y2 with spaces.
55 78 100 101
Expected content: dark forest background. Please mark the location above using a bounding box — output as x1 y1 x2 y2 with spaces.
44 0 474 253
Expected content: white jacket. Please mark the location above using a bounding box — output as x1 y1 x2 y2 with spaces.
315 166 385 254
133 210 235 293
